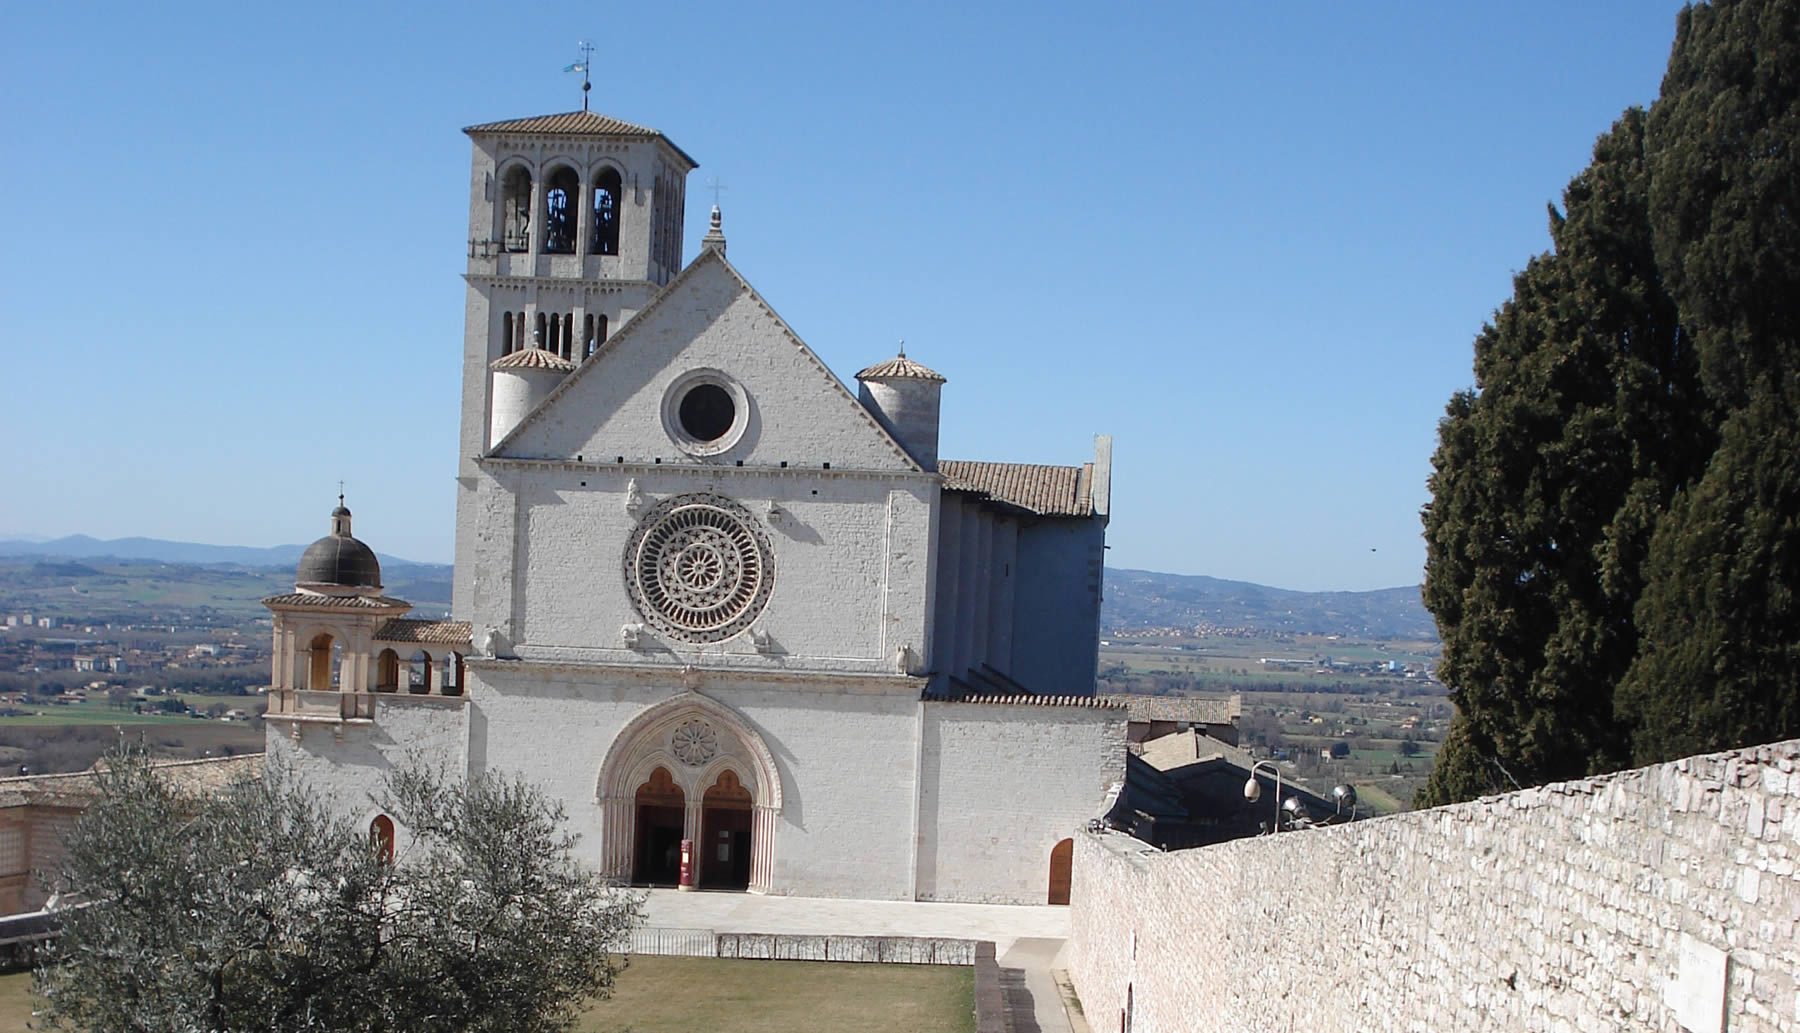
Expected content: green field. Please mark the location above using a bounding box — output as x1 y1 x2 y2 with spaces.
0 955 976 1033
0 698 258 729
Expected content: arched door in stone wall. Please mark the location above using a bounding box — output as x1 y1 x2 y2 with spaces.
633 766 685 886
1048 838 1074 905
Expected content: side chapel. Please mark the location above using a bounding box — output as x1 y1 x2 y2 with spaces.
262 109 1126 904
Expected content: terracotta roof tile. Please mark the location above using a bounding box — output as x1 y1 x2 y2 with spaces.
492 347 577 372
0 754 264 807
462 111 698 167
921 691 1125 710
856 355 946 383
374 619 474 646
939 460 1094 518
262 593 412 611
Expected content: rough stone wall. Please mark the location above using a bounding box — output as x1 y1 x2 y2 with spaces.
1070 739 1800 1033
918 701 1124 903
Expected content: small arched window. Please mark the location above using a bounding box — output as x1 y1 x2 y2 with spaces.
499 166 532 253
408 650 431 694
501 311 515 355
543 166 579 254
370 815 395 864
592 167 622 256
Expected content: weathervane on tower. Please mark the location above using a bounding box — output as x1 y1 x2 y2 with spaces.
565 41 595 111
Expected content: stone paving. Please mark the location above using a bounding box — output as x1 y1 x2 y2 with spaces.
638 889 1080 1031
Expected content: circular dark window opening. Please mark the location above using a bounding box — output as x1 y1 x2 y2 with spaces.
678 383 736 442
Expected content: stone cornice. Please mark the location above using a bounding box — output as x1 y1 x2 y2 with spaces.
465 656 926 693
477 455 940 484
463 274 659 292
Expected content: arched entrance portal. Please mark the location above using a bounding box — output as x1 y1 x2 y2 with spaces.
700 770 753 890
633 766 686 886
596 692 784 894
1048 838 1074 905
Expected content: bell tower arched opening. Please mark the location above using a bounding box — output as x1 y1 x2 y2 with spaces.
591 166 621 256
632 766 685 886
498 166 532 253
543 166 579 255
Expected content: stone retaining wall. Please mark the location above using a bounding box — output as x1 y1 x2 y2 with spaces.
1070 738 1800 1032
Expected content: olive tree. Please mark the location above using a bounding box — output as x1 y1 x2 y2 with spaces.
32 748 641 1032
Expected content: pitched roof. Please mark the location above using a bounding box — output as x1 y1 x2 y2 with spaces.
262 592 412 611
0 754 264 808
1099 693 1243 725
921 691 1126 710
374 618 474 646
856 355 946 383
462 110 698 168
1138 729 1261 774
492 347 577 372
939 460 1094 518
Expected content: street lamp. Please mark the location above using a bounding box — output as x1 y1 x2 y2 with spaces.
1245 761 1359 833
1243 761 1284 834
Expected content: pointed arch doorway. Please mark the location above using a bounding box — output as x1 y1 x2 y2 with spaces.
633 766 685 886
598 693 784 894
700 770 753 890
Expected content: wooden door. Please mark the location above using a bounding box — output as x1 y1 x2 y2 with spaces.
1048 838 1074 905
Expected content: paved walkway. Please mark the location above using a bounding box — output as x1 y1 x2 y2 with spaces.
638 889 1081 1032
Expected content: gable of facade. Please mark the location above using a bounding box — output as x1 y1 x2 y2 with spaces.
491 250 920 475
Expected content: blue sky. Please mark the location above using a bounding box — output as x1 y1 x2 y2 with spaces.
0 2 1686 590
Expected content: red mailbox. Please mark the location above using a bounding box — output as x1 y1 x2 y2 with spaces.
678 837 694 890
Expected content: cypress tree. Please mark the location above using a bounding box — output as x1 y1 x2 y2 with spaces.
1618 0 1800 762
1418 112 1704 807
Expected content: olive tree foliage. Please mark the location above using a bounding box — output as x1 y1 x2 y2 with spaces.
32 749 642 1033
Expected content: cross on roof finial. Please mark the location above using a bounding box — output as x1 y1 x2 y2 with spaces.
565 42 595 112
337 480 345 506
707 176 728 207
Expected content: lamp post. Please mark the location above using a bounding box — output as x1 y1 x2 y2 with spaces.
1243 760 1283 834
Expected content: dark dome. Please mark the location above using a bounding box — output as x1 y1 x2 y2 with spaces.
297 534 382 589
297 500 381 589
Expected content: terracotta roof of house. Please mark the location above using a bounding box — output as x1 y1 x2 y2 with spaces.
856 355 946 383
1100 693 1243 726
374 619 474 646
939 460 1094 518
262 593 412 611
491 347 577 372
462 111 698 167
0 754 264 808
929 693 1123 709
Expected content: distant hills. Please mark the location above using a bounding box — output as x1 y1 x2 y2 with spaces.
1102 568 1434 640
0 535 435 569
0 538 1433 641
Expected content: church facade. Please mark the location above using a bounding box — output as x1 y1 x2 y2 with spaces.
262 110 1125 904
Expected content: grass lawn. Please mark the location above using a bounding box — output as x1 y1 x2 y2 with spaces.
0 956 976 1033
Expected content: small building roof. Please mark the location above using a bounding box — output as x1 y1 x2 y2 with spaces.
1099 693 1244 726
856 355 946 383
939 460 1094 518
491 347 577 373
462 110 699 169
0 754 264 808
374 618 474 646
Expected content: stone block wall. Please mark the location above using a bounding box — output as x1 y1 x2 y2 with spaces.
1070 738 1800 1033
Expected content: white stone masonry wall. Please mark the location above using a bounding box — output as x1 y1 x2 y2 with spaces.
1070 738 1800 1033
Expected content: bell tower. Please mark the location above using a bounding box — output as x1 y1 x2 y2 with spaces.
453 110 698 614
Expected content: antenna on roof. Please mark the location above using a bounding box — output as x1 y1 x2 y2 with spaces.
898 339 905 358
565 42 595 112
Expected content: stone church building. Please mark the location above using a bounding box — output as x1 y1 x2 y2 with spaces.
261 109 1126 904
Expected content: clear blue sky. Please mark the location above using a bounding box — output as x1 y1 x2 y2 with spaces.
0 1 1687 590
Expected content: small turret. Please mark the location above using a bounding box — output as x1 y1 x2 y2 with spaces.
489 345 577 447
855 344 946 471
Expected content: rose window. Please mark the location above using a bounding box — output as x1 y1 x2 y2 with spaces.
626 493 774 643
671 719 719 767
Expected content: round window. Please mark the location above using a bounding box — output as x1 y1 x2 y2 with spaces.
661 370 750 457
678 383 735 442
